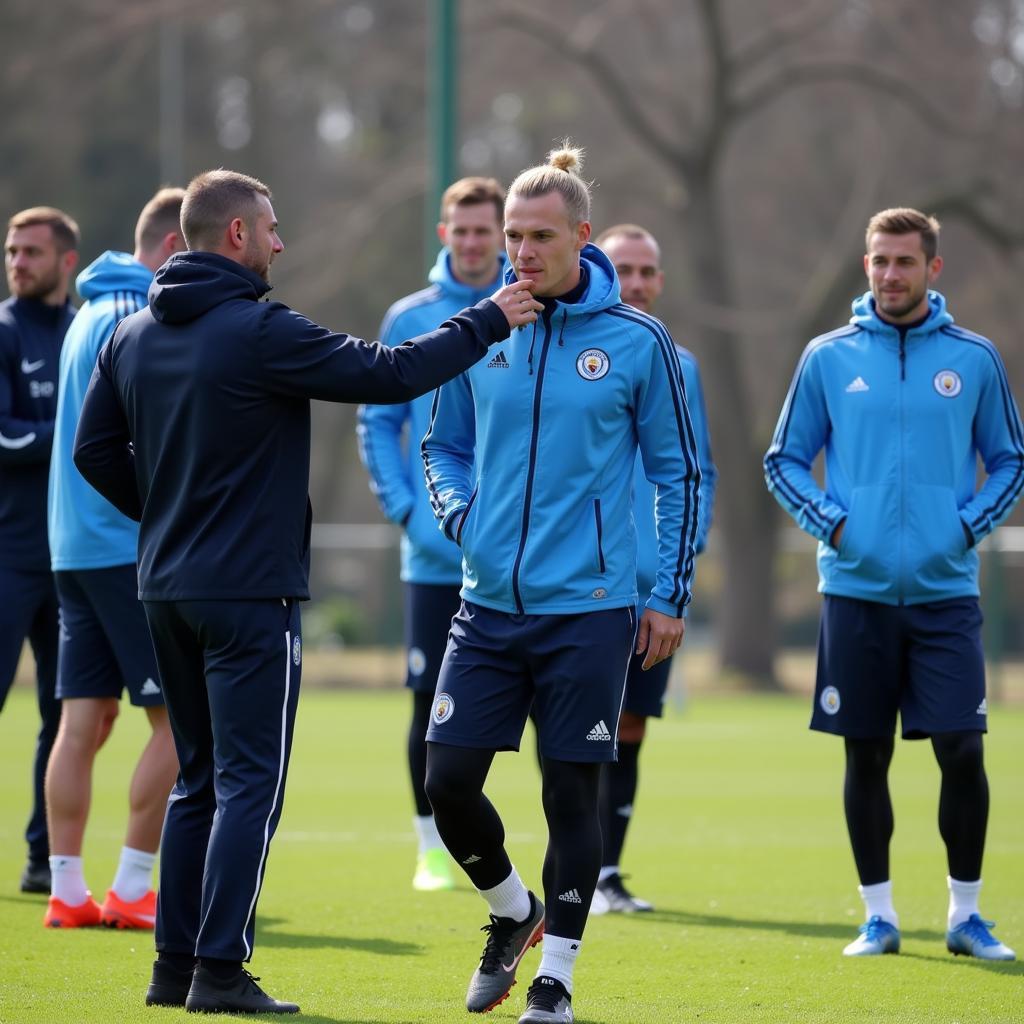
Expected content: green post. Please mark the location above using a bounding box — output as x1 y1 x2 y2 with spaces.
426 0 459 273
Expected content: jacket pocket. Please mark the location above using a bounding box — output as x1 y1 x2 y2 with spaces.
456 482 479 549
593 498 607 574
834 485 895 586
905 484 968 587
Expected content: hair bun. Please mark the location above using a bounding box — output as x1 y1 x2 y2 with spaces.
547 143 584 176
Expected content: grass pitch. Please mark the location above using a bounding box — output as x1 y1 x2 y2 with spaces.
0 684 1020 1023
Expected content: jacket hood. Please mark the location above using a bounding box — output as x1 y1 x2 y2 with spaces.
148 251 271 325
850 289 954 336
428 249 507 302
75 251 154 300
503 242 620 318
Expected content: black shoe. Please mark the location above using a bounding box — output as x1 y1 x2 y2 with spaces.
519 976 573 1023
596 872 653 913
19 860 51 894
185 966 300 1014
145 959 196 1007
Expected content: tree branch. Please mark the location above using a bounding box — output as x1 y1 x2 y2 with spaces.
478 2 696 173
730 59 988 140
729 0 837 75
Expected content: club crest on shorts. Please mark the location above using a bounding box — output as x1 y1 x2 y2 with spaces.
820 685 841 715
576 348 610 381
408 646 427 677
292 634 302 666
432 692 455 724
933 369 962 397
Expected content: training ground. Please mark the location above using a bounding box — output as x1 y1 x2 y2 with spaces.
0 674 1021 1023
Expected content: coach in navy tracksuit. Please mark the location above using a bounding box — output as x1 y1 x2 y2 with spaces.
72 169 542 1015
0 206 79 895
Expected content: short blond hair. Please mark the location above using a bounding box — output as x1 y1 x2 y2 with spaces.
135 187 186 253
866 207 941 261
508 141 592 226
595 223 661 260
440 177 504 224
181 169 272 251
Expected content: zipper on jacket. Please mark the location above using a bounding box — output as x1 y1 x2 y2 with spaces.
899 334 906 381
510 315 555 613
897 336 905 603
593 498 606 573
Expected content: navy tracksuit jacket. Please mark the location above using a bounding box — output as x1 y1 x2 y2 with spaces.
73 251 511 960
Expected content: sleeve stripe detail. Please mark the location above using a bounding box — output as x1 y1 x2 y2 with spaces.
607 307 700 607
943 327 1024 526
420 385 447 520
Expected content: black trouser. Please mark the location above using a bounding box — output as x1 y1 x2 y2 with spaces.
0 566 60 864
144 598 302 962
426 742 602 940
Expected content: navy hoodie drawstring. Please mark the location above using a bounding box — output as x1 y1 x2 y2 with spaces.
527 319 538 376
558 310 568 346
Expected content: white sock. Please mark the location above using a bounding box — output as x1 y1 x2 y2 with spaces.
478 866 531 922
597 865 619 883
49 855 89 906
948 876 982 929
536 934 581 994
414 815 444 854
858 880 898 927
110 846 157 903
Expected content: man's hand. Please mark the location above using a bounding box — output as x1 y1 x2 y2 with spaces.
490 280 543 330
635 608 684 671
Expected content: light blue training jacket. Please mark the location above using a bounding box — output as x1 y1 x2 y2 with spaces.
422 243 701 617
48 251 150 570
357 249 505 584
634 345 716 598
764 290 1024 605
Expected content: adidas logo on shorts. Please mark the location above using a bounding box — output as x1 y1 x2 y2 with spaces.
587 720 612 741
558 888 582 903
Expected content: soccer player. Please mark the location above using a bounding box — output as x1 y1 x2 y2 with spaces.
765 207 1022 961
43 189 185 929
589 224 716 914
0 206 79 894
422 145 701 1023
357 177 506 893
72 168 541 1015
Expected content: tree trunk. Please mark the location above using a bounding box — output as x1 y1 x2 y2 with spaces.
681 176 781 689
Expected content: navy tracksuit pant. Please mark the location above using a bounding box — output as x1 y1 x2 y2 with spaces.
144 597 301 962
0 566 60 864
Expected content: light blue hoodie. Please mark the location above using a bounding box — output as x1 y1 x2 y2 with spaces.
422 244 701 617
357 249 505 584
634 344 716 599
48 251 151 569
765 290 1024 605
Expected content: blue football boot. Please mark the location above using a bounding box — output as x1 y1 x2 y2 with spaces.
946 915 1016 961
843 915 901 956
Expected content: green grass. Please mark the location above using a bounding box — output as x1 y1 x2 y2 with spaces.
0 686 1021 1023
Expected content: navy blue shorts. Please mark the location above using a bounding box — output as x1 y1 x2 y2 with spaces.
426 601 636 763
622 647 672 718
55 566 164 707
403 582 462 692
813 594 986 739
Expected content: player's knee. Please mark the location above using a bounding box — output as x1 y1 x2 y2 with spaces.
845 736 894 780
617 712 647 743
541 761 600 823
933 730 984 777
424 759 472 813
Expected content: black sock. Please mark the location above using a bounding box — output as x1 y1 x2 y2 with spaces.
199 957 242 981
541 758 602 940
933 731 988 880
408 691 434 817
843 736 895 884
599 740 641 869
157 951 196 972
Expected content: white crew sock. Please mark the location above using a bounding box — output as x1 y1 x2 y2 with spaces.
49 855 89 906
948 876 982 929
858 880 898 927
478 866 532 922
110 846 157 903
414 814 444 854
536 934 581 994
597 865 619 883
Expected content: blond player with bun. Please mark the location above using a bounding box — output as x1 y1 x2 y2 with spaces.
422 143 701 1023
